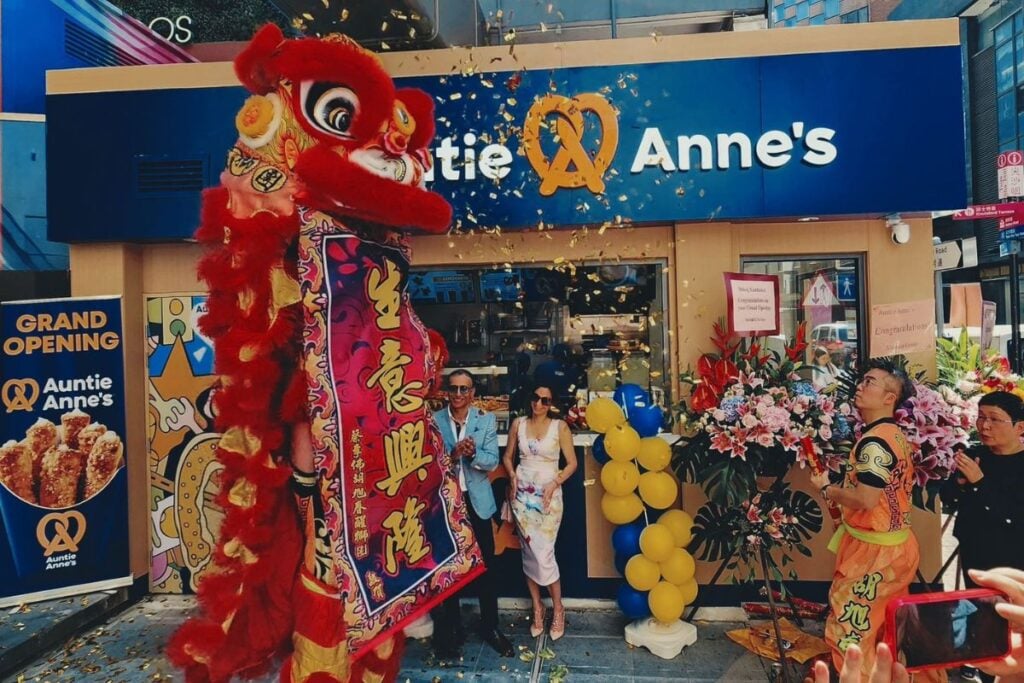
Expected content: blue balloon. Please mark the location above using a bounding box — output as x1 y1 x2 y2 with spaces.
613 383 650 419
617 583 651 620
614 552 629 576
592 435 611 464
630 404 664 438
612 521 644 557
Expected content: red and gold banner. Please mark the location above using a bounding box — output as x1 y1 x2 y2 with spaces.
298 207 483 658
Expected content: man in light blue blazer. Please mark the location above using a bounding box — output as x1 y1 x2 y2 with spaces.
431 369 513 659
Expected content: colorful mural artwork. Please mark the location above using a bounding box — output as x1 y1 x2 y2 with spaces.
145 295 219 593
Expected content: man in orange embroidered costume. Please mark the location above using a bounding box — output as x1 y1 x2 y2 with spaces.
812 361 943 682
168 25 484 683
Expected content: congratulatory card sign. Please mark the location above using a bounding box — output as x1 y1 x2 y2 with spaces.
0 297 131 607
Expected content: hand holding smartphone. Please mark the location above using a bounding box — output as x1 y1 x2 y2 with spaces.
884 589 1011 672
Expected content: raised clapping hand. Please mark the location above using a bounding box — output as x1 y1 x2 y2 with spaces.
971 568 1024 680
807 643 908 683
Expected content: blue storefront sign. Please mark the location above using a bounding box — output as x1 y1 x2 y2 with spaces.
0 297 131 606
46 44 967 242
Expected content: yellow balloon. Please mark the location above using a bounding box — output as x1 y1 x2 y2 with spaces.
679 577 699 605
605 424 641 462
587 398 625 433
648 581 685 623
600 460 640 497
601 492 643 525
659 548 696 585
638 471 677 509
625 555 661 591
639 523 674 563
637 437 671 471
658 509 694 548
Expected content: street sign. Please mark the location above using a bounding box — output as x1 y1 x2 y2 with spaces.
934 237 979 271
998 151 1024 199
1000 213 1024 230
1001 240 1022 257
1002 226 1024 240
802 273 838 307
837 272 857 301
952 202 1024 220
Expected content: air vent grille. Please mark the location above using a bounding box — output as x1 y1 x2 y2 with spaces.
135 157 206 194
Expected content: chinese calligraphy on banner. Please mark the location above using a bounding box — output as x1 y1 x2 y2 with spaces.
299 209 483 658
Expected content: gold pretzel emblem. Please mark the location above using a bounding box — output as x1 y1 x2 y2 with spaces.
2 378 39 413
523 93 619 197
37 511 87 557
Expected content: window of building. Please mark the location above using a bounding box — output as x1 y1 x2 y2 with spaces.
811 15 826 26
840 7 869 24
796 1 809 21
825 0 840 19
994 13 1024 152
740 257 865 378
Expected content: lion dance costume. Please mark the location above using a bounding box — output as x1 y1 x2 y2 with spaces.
824 418 943 682
168 25 484 682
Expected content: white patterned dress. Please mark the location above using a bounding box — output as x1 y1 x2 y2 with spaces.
512 418 564 586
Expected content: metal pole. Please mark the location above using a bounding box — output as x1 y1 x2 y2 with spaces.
759 545 793 683
1012 251 1021 373
935 270 945 339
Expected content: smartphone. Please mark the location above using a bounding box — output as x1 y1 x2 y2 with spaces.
885 589 1011 672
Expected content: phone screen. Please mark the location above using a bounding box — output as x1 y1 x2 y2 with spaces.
894 595 1009 669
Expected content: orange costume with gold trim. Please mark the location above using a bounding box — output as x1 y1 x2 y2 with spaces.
824 417 942 681
167 25 484 683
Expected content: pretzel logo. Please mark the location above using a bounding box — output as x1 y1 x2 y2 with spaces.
2 378 39 413
37 511 87 557
523 93 619 197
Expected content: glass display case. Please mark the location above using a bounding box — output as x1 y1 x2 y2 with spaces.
413 261 670 430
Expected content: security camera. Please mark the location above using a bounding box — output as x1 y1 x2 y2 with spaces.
890 222 911 244
886 214 911 245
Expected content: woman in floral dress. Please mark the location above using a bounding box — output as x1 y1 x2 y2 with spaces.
502 385 578 640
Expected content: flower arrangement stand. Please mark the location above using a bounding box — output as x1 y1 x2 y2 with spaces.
759 544 795 683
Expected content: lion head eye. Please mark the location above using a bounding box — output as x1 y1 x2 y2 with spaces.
301 81 359 138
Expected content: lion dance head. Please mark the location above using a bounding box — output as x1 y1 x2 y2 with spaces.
221 23 451 232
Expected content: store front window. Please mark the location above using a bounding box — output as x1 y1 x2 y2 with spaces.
411 262 670 430
741 256 865 381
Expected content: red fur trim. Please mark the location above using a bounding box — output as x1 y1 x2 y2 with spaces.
395 88 436 152
234 23 286 95
294 148 452 233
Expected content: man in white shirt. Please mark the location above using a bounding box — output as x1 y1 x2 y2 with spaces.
431 369 513 658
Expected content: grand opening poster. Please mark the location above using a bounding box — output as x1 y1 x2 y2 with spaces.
0 296 131 606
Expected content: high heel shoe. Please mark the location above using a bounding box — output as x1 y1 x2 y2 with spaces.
530 605 546 638
550 606 565 641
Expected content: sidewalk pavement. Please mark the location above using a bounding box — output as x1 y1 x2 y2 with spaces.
5 595 791 682
5 595 972 682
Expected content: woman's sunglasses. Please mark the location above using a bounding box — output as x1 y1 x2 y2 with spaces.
531 394 552 406
448 385 473 395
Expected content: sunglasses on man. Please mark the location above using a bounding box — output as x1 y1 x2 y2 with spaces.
531 394 552 406
448 385 473 395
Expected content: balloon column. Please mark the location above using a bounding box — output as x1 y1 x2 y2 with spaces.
588 386 698 627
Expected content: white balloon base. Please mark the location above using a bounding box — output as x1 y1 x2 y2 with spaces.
624 618 698 659
403 613 434 639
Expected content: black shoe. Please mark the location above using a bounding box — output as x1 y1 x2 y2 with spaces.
480 627 515 657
